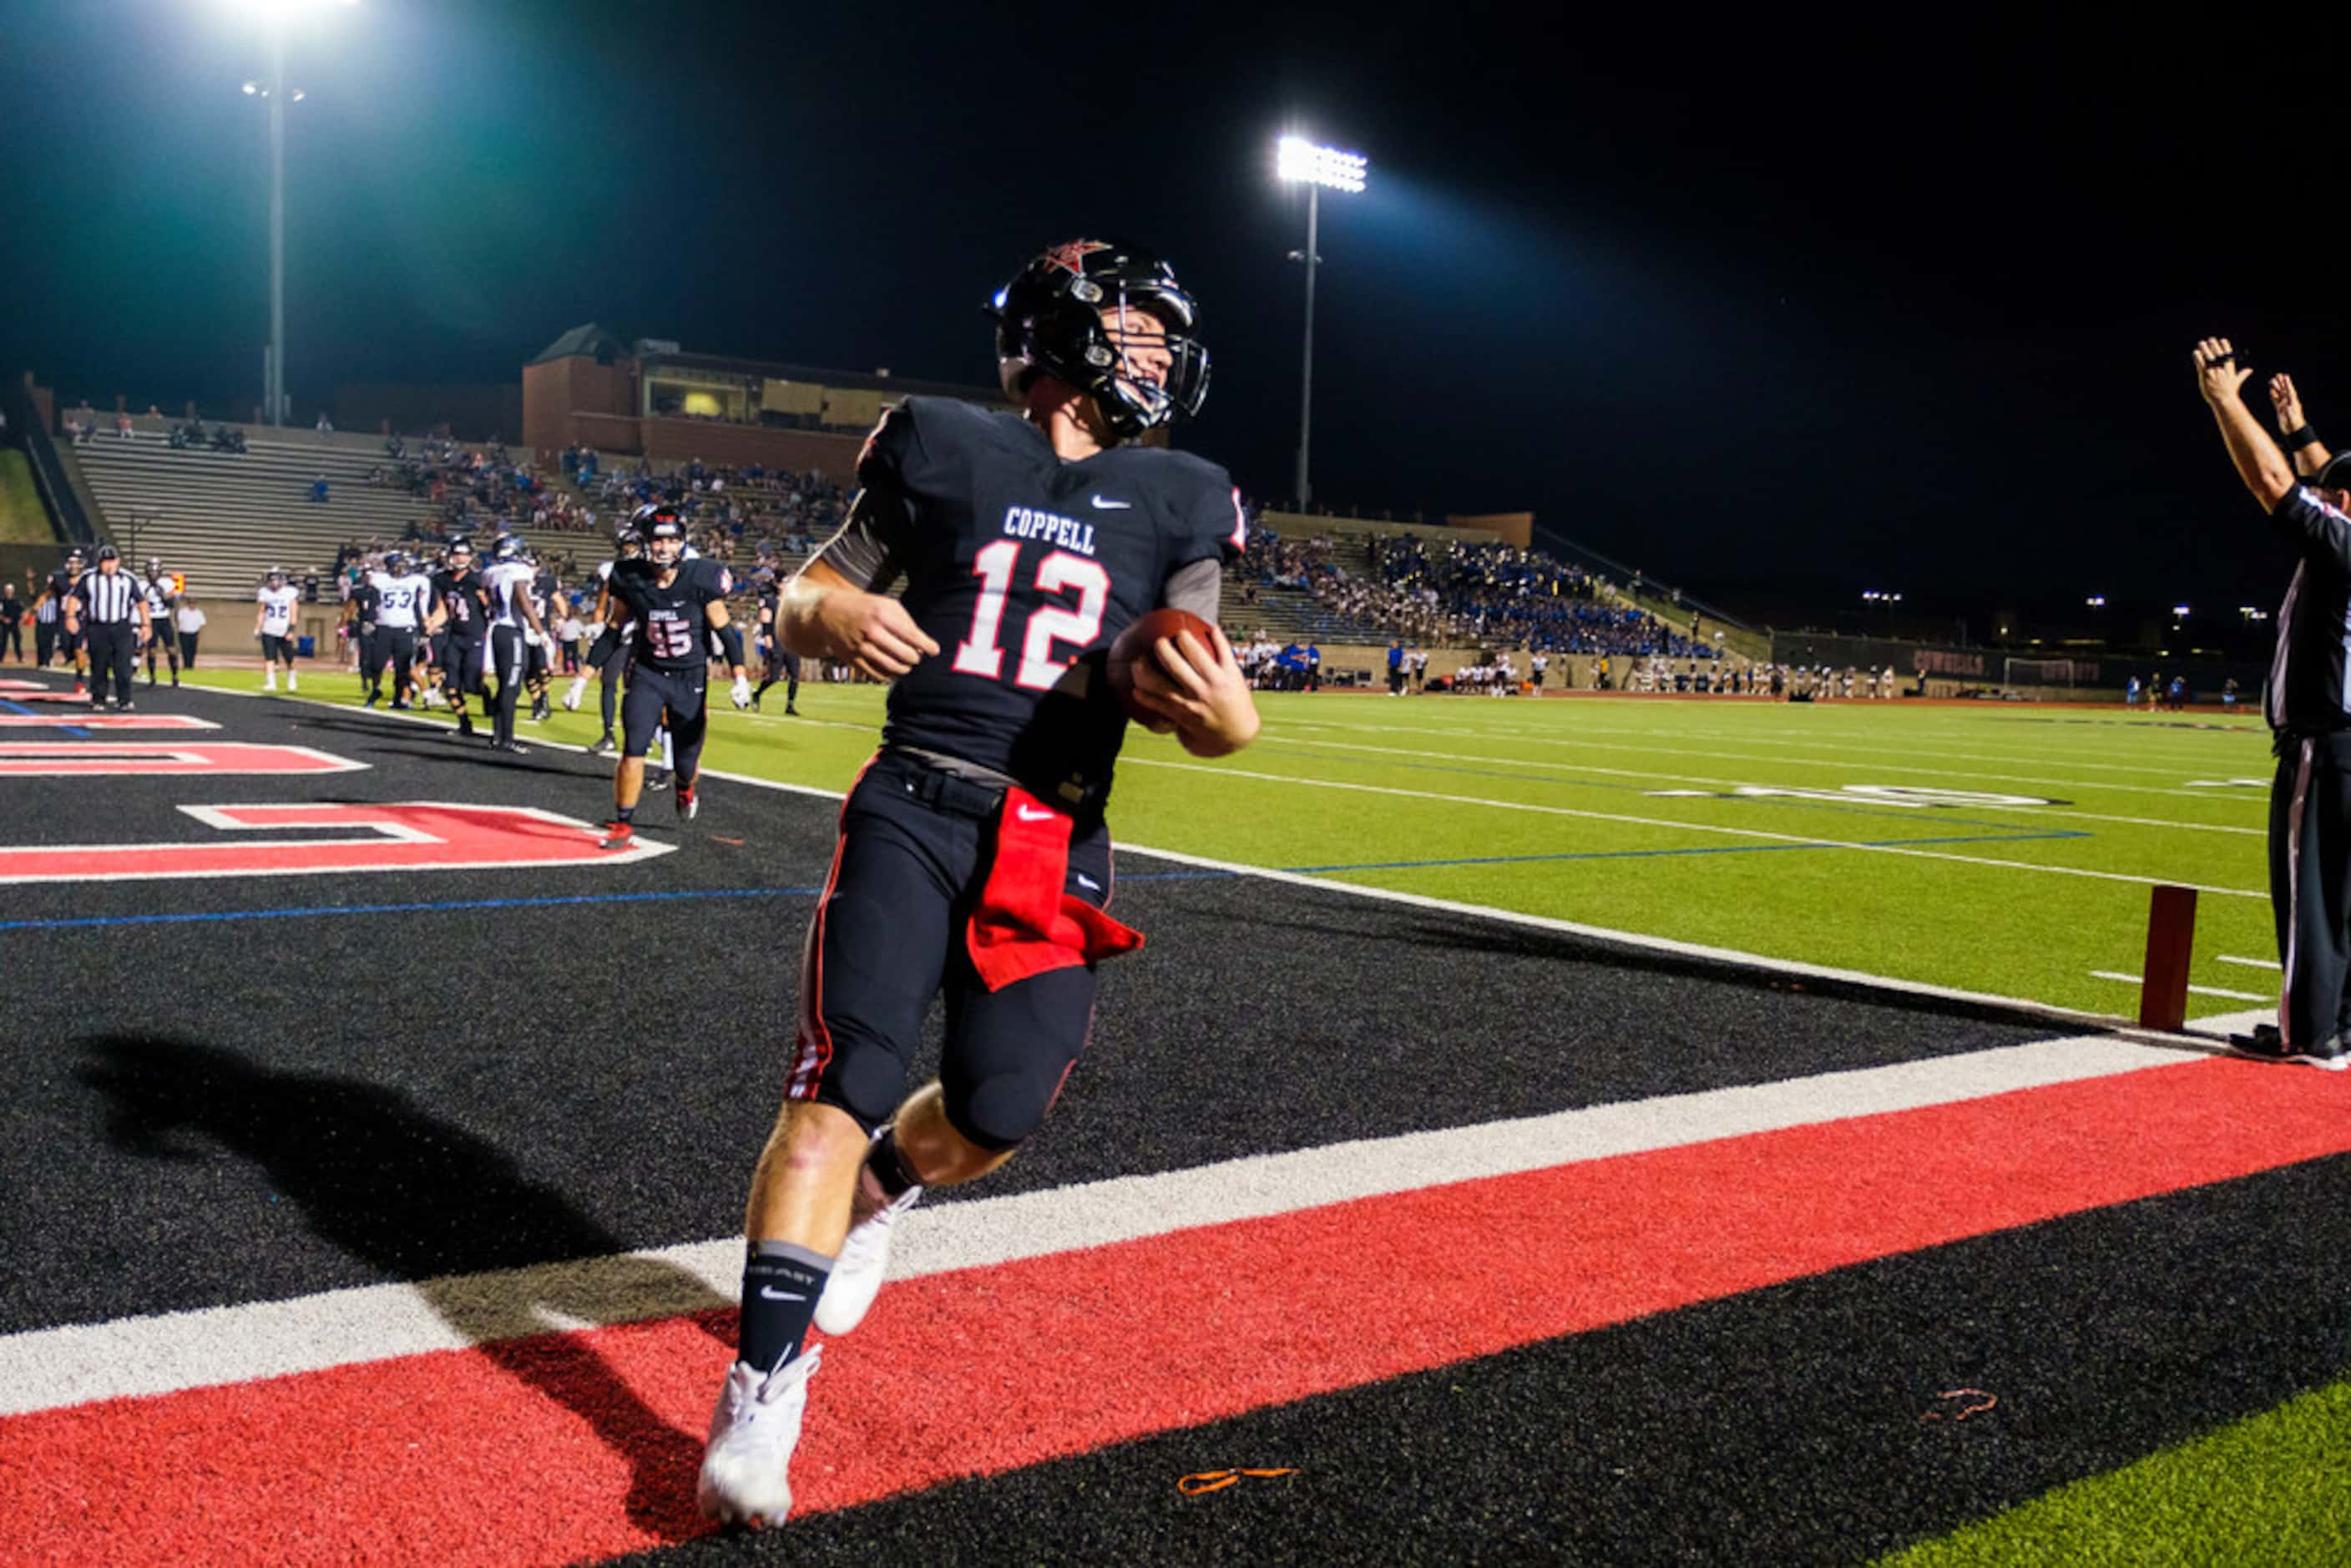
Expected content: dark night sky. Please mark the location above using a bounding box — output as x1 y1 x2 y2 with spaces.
3 2 2342 633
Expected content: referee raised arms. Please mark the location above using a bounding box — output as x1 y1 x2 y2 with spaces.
63 544 148 712
2196 336 2351 1070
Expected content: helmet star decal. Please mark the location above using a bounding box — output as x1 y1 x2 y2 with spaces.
1041 239 1110 276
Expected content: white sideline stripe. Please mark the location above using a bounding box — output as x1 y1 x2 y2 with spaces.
2087 970 2269 1003
0 1033 2186 1419
180 680 2161 1031
1125 756 2270 899
2217 954 2283 971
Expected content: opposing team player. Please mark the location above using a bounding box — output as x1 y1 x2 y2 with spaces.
140 559 182 689
430 539 490 738
693 240 1258 1527
255 567 301 692
564 507 749 843
480 535 554 753
365 551 432 710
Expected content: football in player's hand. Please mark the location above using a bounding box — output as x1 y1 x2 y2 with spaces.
1106 607 1216 724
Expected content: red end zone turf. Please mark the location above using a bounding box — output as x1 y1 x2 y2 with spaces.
6 1053 2344 1566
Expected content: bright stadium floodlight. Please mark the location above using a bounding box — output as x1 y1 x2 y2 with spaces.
225 0 356 426
1276 134 1368 511
2086 594 2106 608
2172 603 2192 617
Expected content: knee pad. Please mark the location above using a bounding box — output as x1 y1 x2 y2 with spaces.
942 1061 1074 1153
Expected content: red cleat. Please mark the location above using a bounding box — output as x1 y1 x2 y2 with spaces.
597 821 634 851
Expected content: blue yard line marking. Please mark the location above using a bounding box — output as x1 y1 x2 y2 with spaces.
1250 742 2048 833
0 885 819 934
1121 828 2091 882
0 695 92 738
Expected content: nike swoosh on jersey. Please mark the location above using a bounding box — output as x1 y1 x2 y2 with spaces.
1015 805 1058 822
1089 495 1132 510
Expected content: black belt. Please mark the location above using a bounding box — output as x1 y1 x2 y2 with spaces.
874 749 1006 822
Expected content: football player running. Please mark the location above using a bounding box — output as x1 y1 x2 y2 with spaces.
694 240 1257 1528
567 507 749 845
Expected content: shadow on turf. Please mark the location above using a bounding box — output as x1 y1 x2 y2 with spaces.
79 1034 731 1542
1193 902 2197 1043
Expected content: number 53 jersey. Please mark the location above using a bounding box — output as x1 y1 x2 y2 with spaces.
842 396 1246 814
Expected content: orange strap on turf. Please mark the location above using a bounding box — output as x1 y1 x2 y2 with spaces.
1177 1468 1297 1496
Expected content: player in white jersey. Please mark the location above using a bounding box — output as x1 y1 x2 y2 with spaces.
480 535 554 752
254 568 301 691
364 552 434 710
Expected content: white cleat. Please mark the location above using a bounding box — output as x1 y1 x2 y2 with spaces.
697 1347 822 1527
287 672 297 690
812 1186 922 1336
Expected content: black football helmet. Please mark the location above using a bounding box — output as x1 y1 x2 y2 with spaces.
493 534 525 564
447 536 473 562
644 506 686 567
988 239 1209 438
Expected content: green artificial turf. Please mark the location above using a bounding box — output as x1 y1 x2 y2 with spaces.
174 667 2278 1019
1880 1377 2351 1567
0 451 54 544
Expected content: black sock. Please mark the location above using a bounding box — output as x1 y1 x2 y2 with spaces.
867 1128 923 1200
615 803 635 824
738 1241 832 1372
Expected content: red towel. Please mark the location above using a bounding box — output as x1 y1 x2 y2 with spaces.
966 787 1145 991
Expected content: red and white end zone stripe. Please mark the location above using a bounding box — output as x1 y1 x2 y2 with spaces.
0 712 218 729
0 744 367 776
0 801 672 883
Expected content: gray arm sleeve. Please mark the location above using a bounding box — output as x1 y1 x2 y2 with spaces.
807 500 901 592
1162 557 1224 622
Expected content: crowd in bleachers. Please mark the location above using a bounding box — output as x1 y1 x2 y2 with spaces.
1363 535 1711 658
561 448 847 565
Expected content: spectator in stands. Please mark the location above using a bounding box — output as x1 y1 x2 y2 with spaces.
114 412 133 439
310 473 331 504
316 412 334 437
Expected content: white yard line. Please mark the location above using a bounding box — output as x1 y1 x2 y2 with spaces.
2088 970 2269 1003
0 1032 2192 1418
1256 728 2264 838
1125 756 2269 899
2217 954 2283 971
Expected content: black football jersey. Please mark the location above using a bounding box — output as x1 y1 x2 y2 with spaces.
852 396 1244 811
350 581 380 623
433 568 487 640
610 557 732 674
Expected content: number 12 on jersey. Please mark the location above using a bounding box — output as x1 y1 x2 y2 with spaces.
952 539 1110 691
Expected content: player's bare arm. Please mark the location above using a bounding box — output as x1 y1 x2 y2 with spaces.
2271 372 2332 476
2197 338 2297 512
778 557 938 678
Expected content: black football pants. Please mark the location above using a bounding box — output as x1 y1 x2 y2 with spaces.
87 623 135 706
2270 731 2351 1052
621 665 707 782
783 750 1113 1151
490 625 528 746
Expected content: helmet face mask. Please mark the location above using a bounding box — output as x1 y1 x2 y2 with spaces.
990 239 1211 440
646 513 685 567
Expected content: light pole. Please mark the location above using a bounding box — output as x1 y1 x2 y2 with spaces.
237 0 351 427
1277 136 1366 512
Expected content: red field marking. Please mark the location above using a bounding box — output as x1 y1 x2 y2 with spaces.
0 689 103 703
0 802 670 883
1 1055 2343 1566
0 713 218 729
0 745 366 777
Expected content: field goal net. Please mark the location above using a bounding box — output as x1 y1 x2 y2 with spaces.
2001 657 2087 688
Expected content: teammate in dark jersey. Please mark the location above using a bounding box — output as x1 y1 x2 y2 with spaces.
140 559 181 688
566 508 749 842
695 240 1258 1528
48 553 88 695
345 571 382 705
587 526 645 756
429 539 489 740
750 579 800 714
526 561 560 721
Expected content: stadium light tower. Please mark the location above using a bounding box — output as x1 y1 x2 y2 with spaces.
1277 135 1368 511
233 0 355 426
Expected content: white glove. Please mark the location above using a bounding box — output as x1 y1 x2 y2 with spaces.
563 675 585 711
523 627 544 649
731 675 752 711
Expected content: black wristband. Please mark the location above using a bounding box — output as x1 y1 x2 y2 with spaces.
2286 424 2320 450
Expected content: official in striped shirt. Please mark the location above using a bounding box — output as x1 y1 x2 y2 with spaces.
65 544 148 712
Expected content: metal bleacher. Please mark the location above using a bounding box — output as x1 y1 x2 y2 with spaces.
66 424 598 599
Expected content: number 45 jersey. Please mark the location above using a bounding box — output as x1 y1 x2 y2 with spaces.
609 556 734 672
837 396 1246 814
